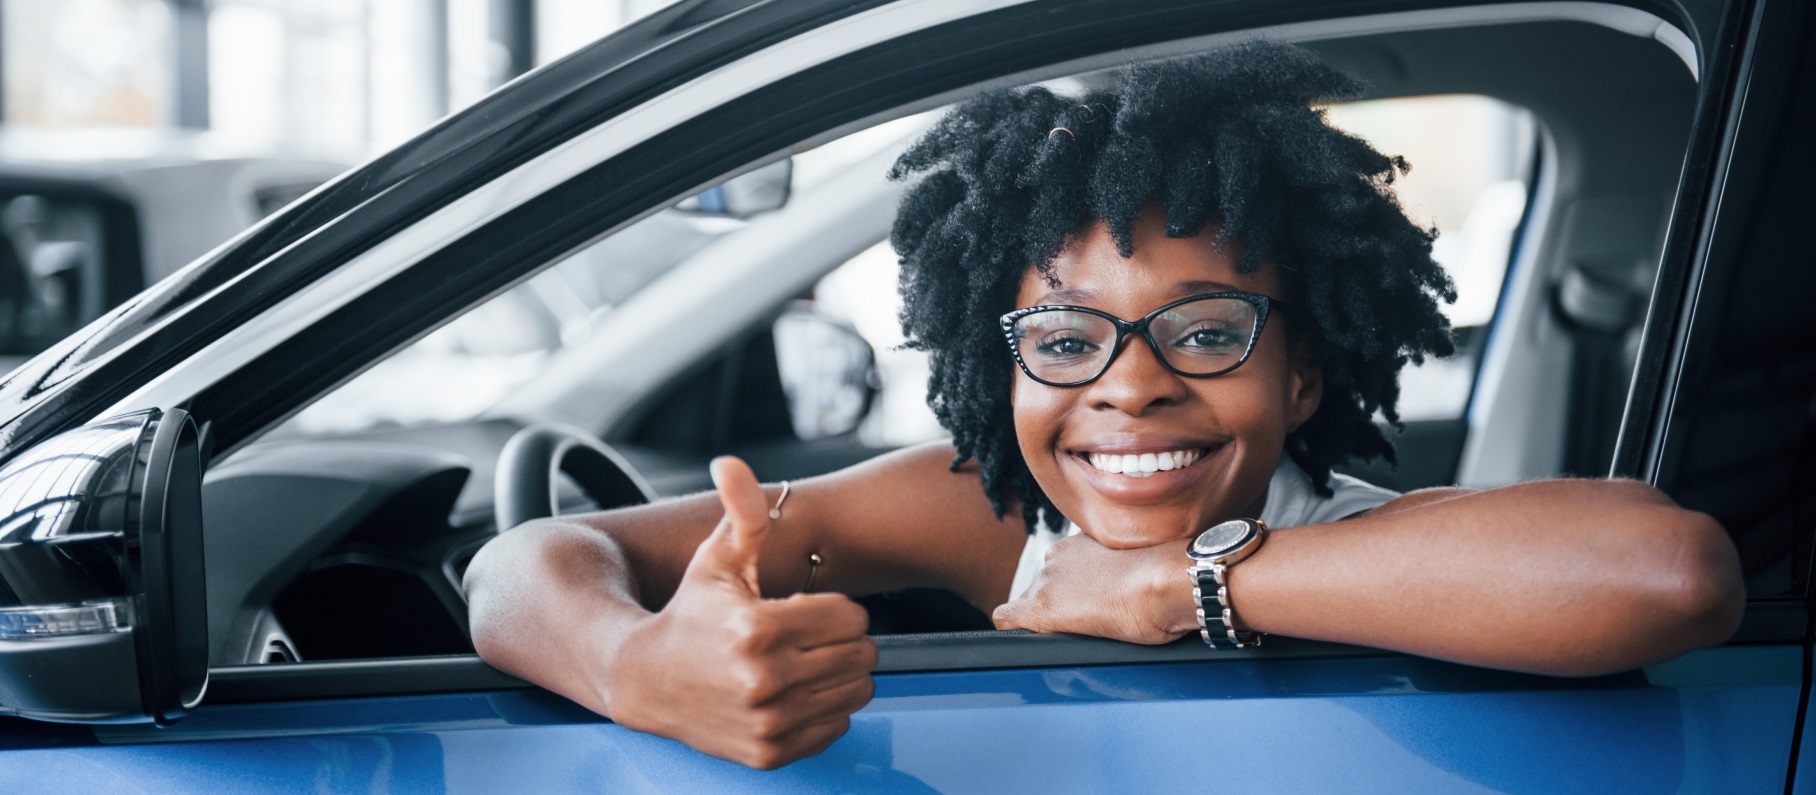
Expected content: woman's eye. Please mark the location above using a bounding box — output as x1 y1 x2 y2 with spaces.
1176 327 1241 349
1035 335 1096 357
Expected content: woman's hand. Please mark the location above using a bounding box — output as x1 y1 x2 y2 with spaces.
598 457 877 770
991 533 1195 645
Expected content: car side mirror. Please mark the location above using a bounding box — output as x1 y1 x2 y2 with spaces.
0 408 207 725
773 308 879 440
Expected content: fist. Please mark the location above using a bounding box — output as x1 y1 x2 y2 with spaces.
602 457 877 769
991 533 1191 645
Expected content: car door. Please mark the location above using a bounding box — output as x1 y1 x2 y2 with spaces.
0 0 1807 791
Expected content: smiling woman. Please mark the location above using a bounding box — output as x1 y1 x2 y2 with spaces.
1001 216 1400 602
888 44 1454 539
1008 219 1354 547
463 40 1743 770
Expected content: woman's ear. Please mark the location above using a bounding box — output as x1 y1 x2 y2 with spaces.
1285 339 1322 433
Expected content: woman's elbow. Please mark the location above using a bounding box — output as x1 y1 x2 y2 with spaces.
1593 482 1743 644
1650 507 1745 651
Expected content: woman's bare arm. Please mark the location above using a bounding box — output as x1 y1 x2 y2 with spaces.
468 441 1024 611
462 443 1023 768
1238 479 1743 675
994 479 1745 676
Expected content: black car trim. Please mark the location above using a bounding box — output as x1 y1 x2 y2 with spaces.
1611 0 1759 480
1647 0 1803 491
202 602 1804 705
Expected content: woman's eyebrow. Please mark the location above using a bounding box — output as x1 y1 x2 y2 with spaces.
1034 288 1096 304
1033 280 1244 306
1174 280 1241 296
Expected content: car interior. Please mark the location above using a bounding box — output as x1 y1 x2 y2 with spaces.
194 12 1697 669
0 184 142 374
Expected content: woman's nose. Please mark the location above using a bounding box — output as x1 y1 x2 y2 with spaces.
1084 335 1189 415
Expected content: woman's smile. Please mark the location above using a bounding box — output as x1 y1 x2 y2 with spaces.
1068 441 1227 500
1082 447 1208 477
1065 433 1227 500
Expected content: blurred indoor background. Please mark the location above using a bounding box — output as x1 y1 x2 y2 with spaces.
3 0 675 160
0 0 680 375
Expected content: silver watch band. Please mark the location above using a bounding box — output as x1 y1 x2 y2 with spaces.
1190 564 1262 648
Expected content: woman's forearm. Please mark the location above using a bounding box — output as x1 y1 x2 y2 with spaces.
464 520 651 714
465 459 882 769
1200 480 1744 675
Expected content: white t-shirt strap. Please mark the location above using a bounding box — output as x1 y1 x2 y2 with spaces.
1008 513 1073 603
1259 456 1400 528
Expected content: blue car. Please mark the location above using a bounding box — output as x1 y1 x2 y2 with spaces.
0 0 1811 790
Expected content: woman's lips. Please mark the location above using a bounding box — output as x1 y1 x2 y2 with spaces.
1084 448 1204 476
1067 443 1224 502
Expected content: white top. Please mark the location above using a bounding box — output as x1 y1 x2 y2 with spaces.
1008 457 1399 601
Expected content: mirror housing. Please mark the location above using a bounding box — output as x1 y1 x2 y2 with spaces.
0 408 207 724
773 307 880 440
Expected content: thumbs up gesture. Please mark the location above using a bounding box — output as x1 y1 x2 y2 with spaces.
600 457 877 769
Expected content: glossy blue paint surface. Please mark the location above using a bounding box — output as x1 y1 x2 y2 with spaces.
4 645 1799 793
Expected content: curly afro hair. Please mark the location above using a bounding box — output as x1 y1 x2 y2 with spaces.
888 40 1457 533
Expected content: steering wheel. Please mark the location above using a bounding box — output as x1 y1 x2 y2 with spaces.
494 423 657 530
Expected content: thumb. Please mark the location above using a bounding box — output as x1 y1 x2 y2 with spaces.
993 598 1033 632
684 456 772 594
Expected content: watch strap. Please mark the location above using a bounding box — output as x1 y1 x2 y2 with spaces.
1191 564 1263 649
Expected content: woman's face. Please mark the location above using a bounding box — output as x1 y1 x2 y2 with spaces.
1011 210 1321 548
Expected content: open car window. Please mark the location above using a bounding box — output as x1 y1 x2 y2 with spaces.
187 8 1698 678
222 88 1626 671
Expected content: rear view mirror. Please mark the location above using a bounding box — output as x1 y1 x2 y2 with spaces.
675 158 792 218
0 408 207 725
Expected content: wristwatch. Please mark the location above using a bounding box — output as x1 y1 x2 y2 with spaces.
1187 518 1269 648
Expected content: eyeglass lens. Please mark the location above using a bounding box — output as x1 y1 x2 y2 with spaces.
1012 297 1259 384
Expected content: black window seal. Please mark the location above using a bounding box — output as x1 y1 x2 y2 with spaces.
202 603 1805 706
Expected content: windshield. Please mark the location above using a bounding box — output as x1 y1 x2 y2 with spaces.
276 117 926 436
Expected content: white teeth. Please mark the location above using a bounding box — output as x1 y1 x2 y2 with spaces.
1085 448 1205 476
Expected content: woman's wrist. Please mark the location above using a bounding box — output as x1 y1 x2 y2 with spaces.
591 607 672 727
1139 539 1202 637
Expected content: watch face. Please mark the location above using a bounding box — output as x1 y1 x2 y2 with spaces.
1190 519 1255 559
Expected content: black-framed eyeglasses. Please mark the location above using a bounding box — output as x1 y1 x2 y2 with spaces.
998 291 1285 387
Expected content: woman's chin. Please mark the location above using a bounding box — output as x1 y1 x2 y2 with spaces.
1085 525 1197 550
1058 448 1258 546
1066 498 1209 549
